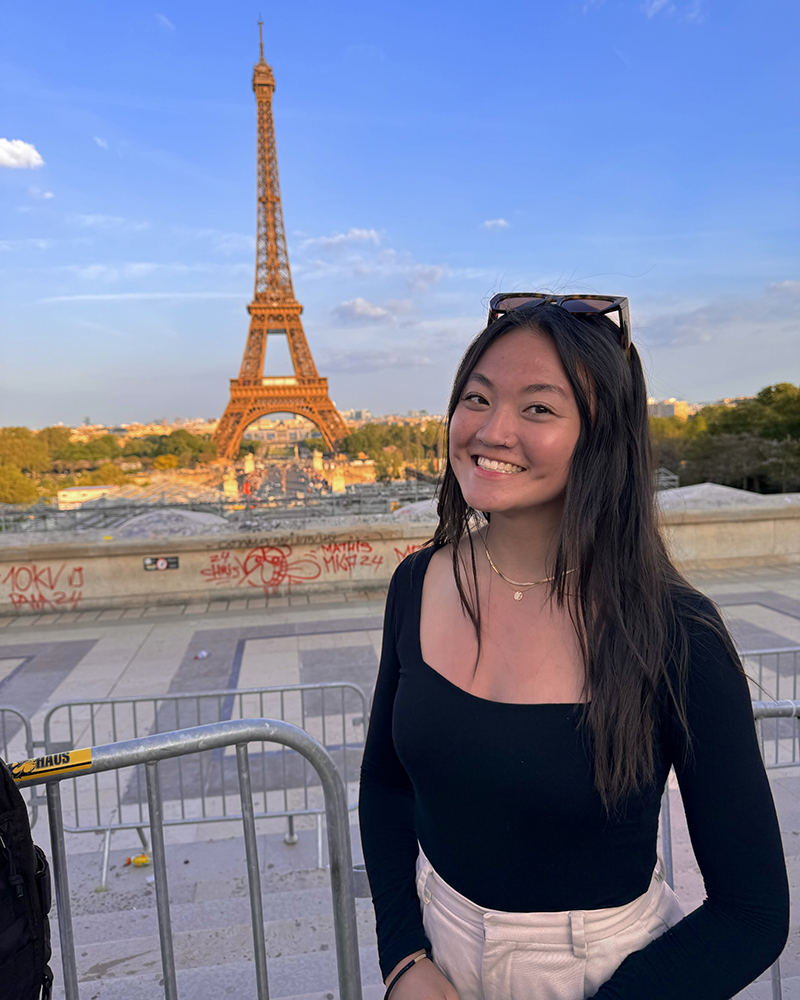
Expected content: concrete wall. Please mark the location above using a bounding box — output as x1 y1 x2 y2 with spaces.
1 505 799 615
0 524 433 616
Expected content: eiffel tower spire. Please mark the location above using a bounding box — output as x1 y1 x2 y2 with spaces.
252 19 294 304
213 27 348 460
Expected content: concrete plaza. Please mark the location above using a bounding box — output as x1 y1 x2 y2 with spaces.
1 563 800 997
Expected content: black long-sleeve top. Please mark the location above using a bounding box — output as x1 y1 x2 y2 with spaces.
358 545 789 998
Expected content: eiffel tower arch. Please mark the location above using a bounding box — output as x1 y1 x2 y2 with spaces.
213 25 349 460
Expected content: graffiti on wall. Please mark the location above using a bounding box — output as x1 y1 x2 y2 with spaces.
394 543 425 562
200 540 388 593
1 563 84 611
200 545 322 591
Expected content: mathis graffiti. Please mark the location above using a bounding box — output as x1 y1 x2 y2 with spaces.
1 563 85 611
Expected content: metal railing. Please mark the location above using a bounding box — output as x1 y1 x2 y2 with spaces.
741 648 800 767
41 682 367 868
0 705 40 826
658 700 798 1000
13 718 363 1000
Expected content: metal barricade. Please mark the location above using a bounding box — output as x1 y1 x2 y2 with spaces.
0 705 39 826
741 648 800 767
42 683 368 868
12 718 363 1000
659 700 800 1000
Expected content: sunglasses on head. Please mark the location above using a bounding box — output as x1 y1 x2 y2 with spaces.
487 293 632 353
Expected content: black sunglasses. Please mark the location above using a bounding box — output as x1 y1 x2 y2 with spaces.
487 293 631 353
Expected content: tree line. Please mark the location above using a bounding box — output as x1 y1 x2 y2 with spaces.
338 421 444 482
651 383 800 492
0 426 217 504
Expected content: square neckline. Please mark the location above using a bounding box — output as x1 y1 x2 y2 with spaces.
411 542 588 709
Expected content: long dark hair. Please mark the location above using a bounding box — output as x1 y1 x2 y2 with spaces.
433 304 739 809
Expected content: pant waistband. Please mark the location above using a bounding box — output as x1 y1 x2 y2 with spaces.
417 847 666 946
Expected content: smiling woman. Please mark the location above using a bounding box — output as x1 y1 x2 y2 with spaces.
359 300 790 1000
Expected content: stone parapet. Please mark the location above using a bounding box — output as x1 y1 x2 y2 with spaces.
1 505 799 615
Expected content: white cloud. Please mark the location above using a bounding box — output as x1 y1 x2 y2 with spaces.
29 186 54 200
641 0 675 14
405 263 446 291
71 214 150 232
638 281 800 399
0 139 44 169
301 228 381 252
0 238 52 252
331 297 416 325
332 297 390 322
155 13 176 31
481 218 510 230
42 291 243 303
183 227 255 255
93 137 109 150
321 349 432 373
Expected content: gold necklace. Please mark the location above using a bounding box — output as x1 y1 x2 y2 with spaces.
482 534 574 601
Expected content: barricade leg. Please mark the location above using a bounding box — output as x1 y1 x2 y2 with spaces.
137 826 150 853
659 784 674 889
47 782 80 1000
771 958 783 1000
236 743 270 999
284 814 298 845
146 761 178 1000
316 813 324 870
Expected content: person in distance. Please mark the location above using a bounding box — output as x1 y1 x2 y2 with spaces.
358 294 789 1000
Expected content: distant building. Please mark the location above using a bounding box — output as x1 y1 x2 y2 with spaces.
715 396 756 408
57 485 116 510
647 398 700 420
340 408 372 423
243 415 321 444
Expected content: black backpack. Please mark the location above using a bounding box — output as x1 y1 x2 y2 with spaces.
0 757 53 1000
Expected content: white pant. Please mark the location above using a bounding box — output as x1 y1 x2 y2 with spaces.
416 848 684 1000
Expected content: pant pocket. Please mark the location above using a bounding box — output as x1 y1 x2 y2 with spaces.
422 896 486 1000
483 938 586 1000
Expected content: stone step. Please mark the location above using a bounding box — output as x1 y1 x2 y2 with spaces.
52 900 376 975
50 944 383 999
47 827 377 997
55 887 360 945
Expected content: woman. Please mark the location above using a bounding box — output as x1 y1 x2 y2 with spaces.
358 294 789 1000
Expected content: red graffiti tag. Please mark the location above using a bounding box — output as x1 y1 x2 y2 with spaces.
394 543 424 562
318 541 383 574
200 546 321 593
2 562 84 612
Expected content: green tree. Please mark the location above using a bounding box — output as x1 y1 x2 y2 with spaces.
152 454 179 470
83 462 130 485
683 433 771 490
37 426 73 459
0 427 50 473
0 466 39 504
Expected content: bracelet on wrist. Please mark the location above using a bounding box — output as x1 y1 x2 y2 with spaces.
384 951 430 999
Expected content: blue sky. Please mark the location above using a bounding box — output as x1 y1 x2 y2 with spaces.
1 0 798 427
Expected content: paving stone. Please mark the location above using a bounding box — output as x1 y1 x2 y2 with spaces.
8 616 38 627
35 613 63 625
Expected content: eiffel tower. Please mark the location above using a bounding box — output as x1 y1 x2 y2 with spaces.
213 25 349 460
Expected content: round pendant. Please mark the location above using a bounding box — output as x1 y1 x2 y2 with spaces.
514 591 523 601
